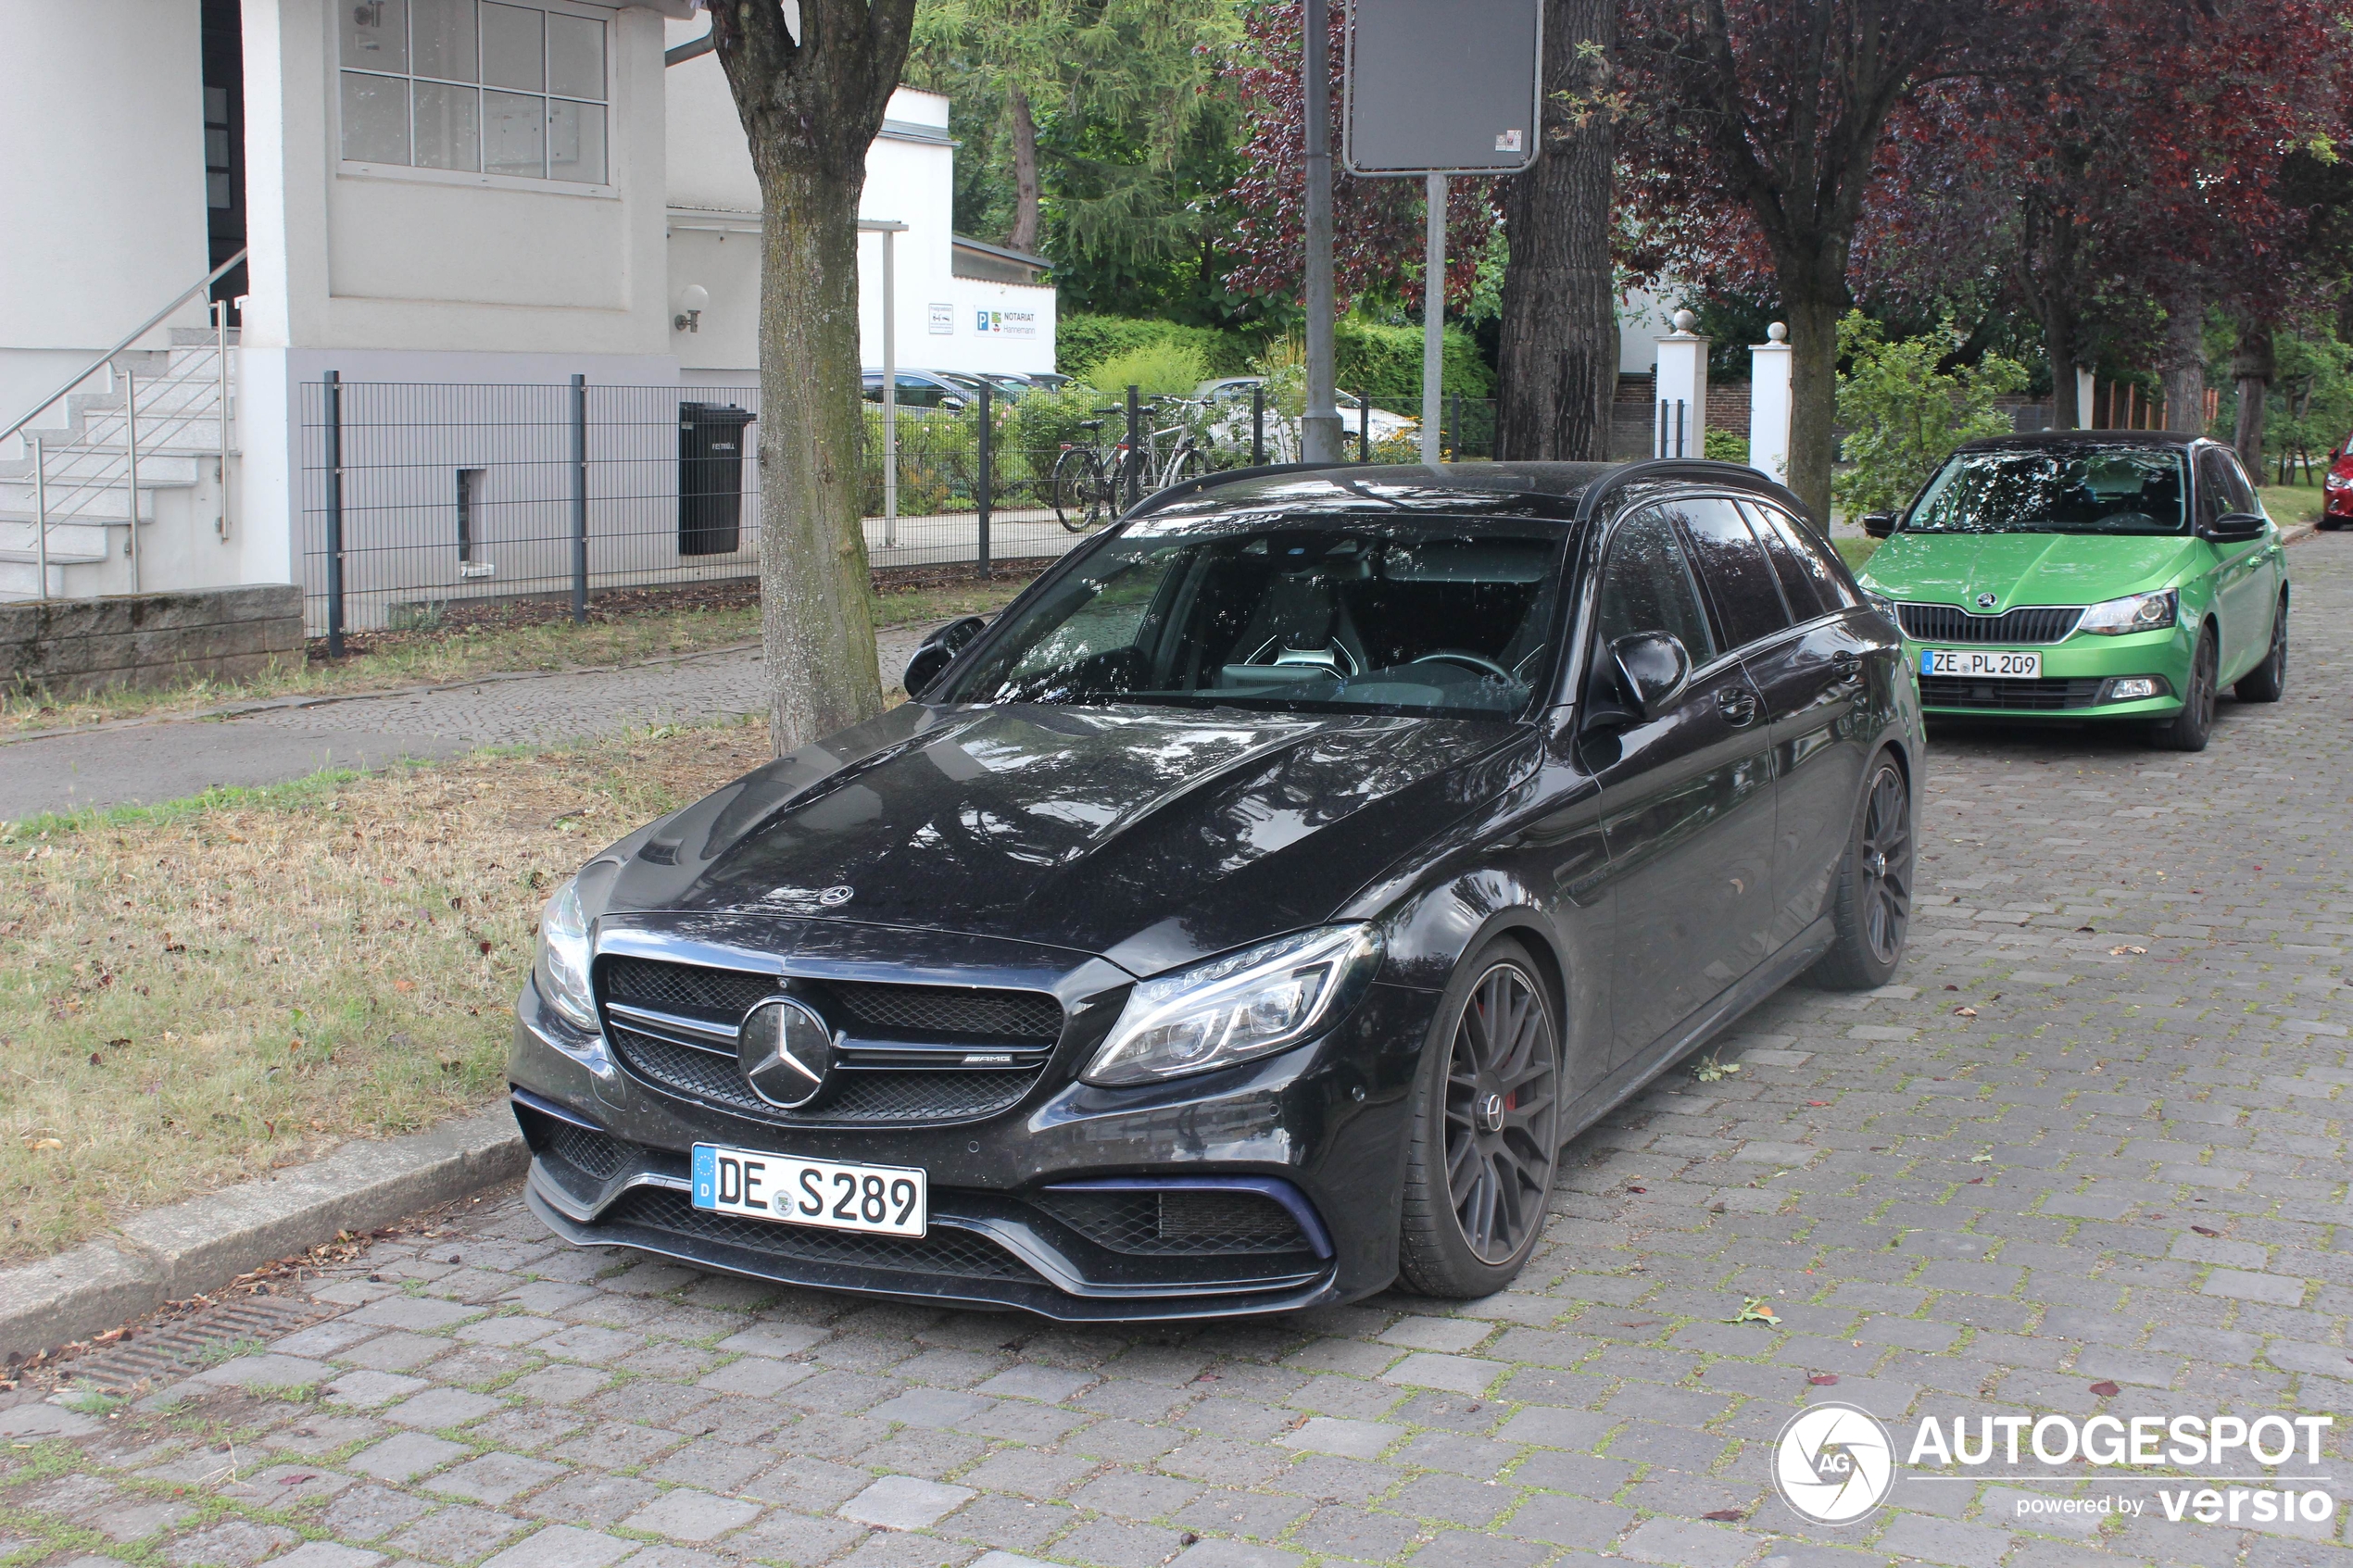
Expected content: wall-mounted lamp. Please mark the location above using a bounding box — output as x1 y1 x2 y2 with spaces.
673 283 709 333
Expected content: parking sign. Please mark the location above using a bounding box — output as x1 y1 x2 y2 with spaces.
1342 0 1544 176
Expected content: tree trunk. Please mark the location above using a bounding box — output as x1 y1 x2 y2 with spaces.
713 0 917 756
1493 0 1615 461
2232 321 2273 476
2160 295 2206 434
2038 297 2079 431
1782 290 1844 527
755 161 885 746
1007 87 1041 255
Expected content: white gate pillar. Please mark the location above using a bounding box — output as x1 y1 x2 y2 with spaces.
1749 321 1793 483
1655 308 1709 458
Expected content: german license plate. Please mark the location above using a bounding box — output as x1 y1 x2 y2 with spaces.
691 1143 927 1236
1921 648 2040 679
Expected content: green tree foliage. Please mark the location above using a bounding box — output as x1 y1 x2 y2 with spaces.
1331 320 1494 408
1833 312 2028 515
909 0 1248 323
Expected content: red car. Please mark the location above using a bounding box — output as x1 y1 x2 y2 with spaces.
2327 438 2353 527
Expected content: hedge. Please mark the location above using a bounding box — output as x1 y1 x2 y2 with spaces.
1056 312 1496 409
1057 315 1261 381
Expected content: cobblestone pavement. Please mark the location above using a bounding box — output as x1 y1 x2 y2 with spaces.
2 540 2348 1568
0 625 932 822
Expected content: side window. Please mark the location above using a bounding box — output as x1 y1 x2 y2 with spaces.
2196 452 2232 528
2221 454 2260 516
1594 508 1718 669
1746 502 1854 614
1676 496 1793 650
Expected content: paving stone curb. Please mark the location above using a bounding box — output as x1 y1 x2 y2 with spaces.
0 1105 526 1359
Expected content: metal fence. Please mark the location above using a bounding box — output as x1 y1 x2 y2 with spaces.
296 377 1513 641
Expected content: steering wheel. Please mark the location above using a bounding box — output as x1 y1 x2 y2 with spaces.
1412 649 1515 681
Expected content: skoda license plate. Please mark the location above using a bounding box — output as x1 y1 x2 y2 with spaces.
691 1143 927 1236
1921 648 2039 680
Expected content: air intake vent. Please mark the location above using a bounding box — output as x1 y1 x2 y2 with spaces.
1896 603 2082 645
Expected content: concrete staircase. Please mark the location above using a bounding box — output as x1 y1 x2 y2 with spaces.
0 327 236 599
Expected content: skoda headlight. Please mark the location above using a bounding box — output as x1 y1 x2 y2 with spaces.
533 877 598 1031
2077 588 2177 635
1083 925 1384 1087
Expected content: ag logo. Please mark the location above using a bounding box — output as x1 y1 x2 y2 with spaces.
1772 1402 1894 1525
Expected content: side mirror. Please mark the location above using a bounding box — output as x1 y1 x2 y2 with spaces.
2200 511 2267 545
1609 631 1692 721
1862 513 1895 539
901 615 987 698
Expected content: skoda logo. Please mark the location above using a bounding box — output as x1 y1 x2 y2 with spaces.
1975 592 1998 610
1772 1402 1895 1525
738 996 834 1109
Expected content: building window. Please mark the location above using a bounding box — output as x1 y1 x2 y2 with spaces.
339 0 607 183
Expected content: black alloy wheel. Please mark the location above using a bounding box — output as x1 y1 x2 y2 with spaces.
1808 756 1915 990
2151 625 2218 751
1400 940 1561 1294
2233 595 2287 703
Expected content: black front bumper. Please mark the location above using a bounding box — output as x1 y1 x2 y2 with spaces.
508 970 1438 1322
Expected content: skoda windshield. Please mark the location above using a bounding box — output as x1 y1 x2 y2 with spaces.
1906 445 2189 536
938 515 1566 719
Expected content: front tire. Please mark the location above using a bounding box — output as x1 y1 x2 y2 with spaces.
1806 755 1915 991
1398 938 1562 1298
2233 594 2287 703
2149 624 2218 750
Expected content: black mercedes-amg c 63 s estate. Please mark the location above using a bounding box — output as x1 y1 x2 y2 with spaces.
510 459 1923 1320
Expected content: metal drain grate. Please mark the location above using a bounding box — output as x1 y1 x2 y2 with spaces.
66 1292 339 1391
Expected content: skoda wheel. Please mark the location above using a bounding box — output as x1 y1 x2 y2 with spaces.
2150 624 2217 750
1808 756 1914 991
1399 937 1562 1297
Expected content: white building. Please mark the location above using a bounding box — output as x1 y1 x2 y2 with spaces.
0 0 1056 614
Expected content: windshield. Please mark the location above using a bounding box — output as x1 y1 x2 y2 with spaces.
938 516 1566 718
1907 445 2188 535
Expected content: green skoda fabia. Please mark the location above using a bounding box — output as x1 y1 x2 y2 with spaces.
1853 433 2290 751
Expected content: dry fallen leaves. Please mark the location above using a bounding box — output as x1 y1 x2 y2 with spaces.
1732 1297 1782 1325
2110 944 2148 956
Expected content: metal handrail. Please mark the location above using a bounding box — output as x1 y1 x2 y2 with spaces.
1 248 247 445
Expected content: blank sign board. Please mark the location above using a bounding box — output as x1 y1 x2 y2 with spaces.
1342 0 1545 176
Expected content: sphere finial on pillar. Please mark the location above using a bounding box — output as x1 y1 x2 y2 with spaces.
1767 321 1788 343
1670 308 1698 333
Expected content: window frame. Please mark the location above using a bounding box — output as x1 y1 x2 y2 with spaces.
1582 499 1730 711
333 0 618 197
1665 492 1799 657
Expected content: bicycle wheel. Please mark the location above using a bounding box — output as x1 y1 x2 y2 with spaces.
1052 446 1107 533
1169 446 1210 485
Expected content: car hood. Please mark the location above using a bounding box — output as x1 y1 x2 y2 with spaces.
598 701 1532 977
1858 531 2203 610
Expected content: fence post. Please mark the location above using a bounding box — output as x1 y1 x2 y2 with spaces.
323 370 346 659
975 382 992 580
125 369 140 593
570 373 588 626
1450 392 1461 462
217 297 232 540
1358 392 1369 462
1252 384 1265 467
1124 384 1140 509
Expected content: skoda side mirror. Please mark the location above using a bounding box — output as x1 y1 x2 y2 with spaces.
1862 513 1895 539
1610 631 1692 721
902 615 987 698
2200 511 2267 545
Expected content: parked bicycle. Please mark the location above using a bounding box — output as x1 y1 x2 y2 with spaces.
1051 398 1214 532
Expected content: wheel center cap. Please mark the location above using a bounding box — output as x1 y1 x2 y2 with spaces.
1864 849 1887 879
1478 1091 1506 1134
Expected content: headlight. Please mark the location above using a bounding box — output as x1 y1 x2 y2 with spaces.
534 878 598 1031
2077 588 2178 635
2327 471 2352 491
1082 925 1383 1086
1863 591 1898 624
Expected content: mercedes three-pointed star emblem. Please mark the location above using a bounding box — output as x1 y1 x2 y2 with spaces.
738 996 835 1109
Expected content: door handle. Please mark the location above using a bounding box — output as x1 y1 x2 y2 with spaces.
1717 688 1759 726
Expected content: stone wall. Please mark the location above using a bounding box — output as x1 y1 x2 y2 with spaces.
0 584 304 700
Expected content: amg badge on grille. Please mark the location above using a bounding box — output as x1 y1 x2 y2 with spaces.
739 996 835 1108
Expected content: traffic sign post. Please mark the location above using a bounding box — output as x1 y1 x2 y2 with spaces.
1341 0 1543 466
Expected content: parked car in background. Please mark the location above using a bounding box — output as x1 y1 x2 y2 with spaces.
1855 433 2288 751
2323 434 2353 529
861 370 973 410
512 458 1922 1319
